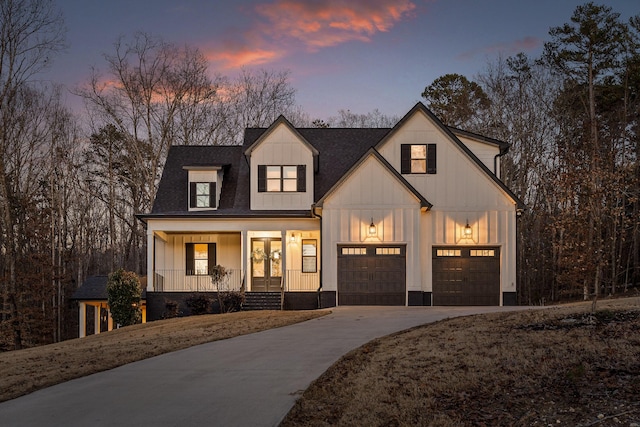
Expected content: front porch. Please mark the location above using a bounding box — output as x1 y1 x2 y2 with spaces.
147 220 321 297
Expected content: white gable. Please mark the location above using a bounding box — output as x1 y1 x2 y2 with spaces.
250 122 314 210
323 153 422 209
377 109 516 211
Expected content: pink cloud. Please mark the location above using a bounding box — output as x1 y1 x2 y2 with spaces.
458 36 541 61
254 0 417 50
204 0 416 69
205 45 283 69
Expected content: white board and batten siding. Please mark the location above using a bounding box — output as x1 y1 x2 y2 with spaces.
250 124 314 210
320 154 423 294
376 109 518 299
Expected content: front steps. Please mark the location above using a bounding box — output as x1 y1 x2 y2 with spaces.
242 292 282 310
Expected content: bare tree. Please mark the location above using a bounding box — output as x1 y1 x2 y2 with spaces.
0 0 66 350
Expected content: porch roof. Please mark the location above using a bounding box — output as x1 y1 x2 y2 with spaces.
72 275 147 301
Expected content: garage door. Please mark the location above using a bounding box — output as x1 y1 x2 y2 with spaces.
432 247 500 305
338 245 406 305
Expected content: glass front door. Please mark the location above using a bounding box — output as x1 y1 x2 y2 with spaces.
251 238 282 291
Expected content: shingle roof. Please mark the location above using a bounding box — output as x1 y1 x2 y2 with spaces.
143 128 391 218
142 102 523 218
71 276 147 301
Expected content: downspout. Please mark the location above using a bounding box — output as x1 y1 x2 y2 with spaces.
493 145 509 178
311 204 323 309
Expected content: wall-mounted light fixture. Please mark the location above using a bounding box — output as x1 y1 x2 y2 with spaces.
368 218 377 236
290 233 296 243
464 220 472 238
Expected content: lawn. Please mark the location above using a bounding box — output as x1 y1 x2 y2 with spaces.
1 298 638 426
0 310 326 403
281 297 640 426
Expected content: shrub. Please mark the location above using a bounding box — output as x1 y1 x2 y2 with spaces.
107 269 142 327
218 291 245 313
163 300 180 318
185 294 211 315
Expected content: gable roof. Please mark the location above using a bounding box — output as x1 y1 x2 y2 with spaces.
243 115 319 157
142 102 524 218
376 103 524 209
315 148 432 209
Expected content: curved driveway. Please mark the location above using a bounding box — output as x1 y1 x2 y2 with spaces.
0 306 531 426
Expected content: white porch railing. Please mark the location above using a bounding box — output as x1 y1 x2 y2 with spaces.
153 269 320 292
154 270 244 292
285 270 320 292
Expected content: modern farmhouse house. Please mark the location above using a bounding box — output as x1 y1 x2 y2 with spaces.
138 103 523 318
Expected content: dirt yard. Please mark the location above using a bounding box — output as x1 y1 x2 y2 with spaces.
0 310 326 403
281 297 640 427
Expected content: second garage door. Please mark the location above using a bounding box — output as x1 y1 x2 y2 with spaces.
432 247 500 305
337 245 406 305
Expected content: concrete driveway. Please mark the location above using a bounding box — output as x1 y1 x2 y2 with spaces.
0 306 531 426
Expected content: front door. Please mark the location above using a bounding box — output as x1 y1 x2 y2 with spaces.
251 238 282 292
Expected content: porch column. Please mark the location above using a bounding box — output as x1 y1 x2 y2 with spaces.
79 302 86 338
107 308 114 331
241 230 247 291
94 304 101 335
281 230 287 291
147 229 154 292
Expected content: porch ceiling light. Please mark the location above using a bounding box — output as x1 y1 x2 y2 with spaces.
464 221 472 238
368 218 377 236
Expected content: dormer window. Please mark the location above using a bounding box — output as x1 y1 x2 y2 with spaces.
258 165 306 193
185 166 222 211
190 182 216 208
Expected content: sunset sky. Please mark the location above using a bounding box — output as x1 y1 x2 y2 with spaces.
45 0 639 120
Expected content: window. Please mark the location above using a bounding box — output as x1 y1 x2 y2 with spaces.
302 239 317 273
341 247 367 255
471 249 495 257
436 249 461 257
258 165 306 192
189 182 216 208
186 243 216 275
401 144 436 174
376 247 401 255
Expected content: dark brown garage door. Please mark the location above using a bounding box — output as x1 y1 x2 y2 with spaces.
338 245 406 305
432 247 500 306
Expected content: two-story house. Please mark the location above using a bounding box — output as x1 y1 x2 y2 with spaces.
138 103 524 318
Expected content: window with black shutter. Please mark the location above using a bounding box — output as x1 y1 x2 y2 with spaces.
189 182 216 208
258 165 306 192
401 144 436 174
185 243 216 275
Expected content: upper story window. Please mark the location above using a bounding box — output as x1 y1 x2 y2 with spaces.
189 182 216 208
258 165 306 193
401 144 436 174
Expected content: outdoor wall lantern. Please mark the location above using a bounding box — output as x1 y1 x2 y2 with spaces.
368 218 377 236
464 220 473 238
290 233 296 243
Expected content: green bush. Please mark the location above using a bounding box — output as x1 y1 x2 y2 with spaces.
107 269 142 327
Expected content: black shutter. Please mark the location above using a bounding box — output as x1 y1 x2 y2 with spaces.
186 243 194 275
401 144 411 174
427 144 437 174
297 165 306 192
209 182 217 208
189 182 197 208
207 243 217 274
258 165 266 192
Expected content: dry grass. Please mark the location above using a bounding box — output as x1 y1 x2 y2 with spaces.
282 297 640 427
0 310 326 403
